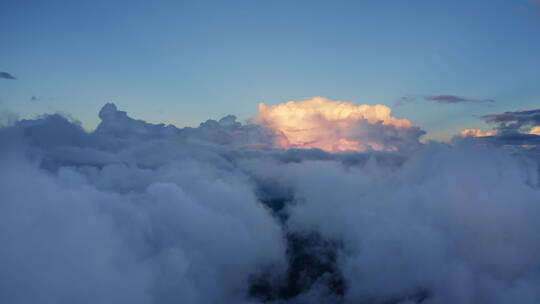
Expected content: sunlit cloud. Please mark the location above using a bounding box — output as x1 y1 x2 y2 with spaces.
257 97 424 152
529 126 540 135
459 129 497 137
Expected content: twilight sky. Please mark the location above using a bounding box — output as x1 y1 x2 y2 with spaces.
1 0 539 141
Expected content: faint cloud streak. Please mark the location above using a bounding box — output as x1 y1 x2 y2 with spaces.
425 94 494 104
0 72 16 80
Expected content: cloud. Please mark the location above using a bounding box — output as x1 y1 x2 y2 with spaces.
425 94 494 104
459 128 497 137
0 71 16 80
482 108 540 133
530 126 540 135
455 108 540 151
394 96 416 106
257 97 425 152
395 94 494 106
1 103 540 303
275 147 540 303
0 106 287 304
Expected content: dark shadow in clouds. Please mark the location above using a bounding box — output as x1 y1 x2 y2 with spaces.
425 94 494 104
0 72 16 80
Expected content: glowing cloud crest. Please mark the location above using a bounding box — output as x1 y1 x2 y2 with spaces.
530 126 540 135
460 129 497 137
257 97 424 152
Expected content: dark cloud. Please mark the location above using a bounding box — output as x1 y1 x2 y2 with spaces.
1 104 540 304
483 108 540 133
425 94 494 104
459 133 540 154
0 71 16 80
453 108 540 152
395 94 494 106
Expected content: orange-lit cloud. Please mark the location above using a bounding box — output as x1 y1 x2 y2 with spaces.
459 129 497 137
256 97 423 152
529 126 540 135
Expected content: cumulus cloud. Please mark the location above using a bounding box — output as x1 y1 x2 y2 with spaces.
0 71 16 80
1 102 540 303
257 97 425 152
0 106 286 304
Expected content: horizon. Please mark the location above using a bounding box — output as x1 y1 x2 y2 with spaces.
2 0 540 142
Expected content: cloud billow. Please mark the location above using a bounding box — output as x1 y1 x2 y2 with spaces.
257 97 425 153
1 102 540 303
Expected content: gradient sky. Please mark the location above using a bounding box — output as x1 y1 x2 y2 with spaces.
1 0 539 141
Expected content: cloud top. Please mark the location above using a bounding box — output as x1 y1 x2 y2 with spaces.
257 97 424 152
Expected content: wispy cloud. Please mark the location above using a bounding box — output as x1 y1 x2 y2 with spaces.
0 72 16 80
394 96 416 106
425 94 494 104
395 94 494 106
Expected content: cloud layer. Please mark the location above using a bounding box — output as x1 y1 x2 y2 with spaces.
1 103 540 303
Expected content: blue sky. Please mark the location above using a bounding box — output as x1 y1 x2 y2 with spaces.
1 0 539 140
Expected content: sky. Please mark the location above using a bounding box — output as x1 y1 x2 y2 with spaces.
1 0 539 141
2 2 540 303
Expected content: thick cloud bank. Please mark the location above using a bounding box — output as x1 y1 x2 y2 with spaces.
1 103 540 304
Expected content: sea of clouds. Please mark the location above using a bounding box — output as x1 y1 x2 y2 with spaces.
1 102 540 304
